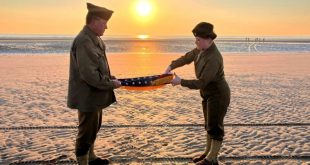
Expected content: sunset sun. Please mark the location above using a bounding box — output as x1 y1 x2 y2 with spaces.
136 0 152 17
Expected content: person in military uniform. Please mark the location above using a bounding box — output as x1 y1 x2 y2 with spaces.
67 3 121 165
165 22 230 165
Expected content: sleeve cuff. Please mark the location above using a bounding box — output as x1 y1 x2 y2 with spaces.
180 79 187 87
170 64 176 70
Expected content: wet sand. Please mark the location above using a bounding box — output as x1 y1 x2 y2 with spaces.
0 53 309 164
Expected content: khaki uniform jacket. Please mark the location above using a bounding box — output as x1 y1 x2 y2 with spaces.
67 26 116 111
170 43 230 106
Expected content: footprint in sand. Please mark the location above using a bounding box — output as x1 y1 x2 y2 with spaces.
0 98 6 105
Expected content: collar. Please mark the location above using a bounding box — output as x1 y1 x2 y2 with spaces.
82 25 100 46
202 42 216 53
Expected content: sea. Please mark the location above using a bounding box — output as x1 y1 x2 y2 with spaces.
0 35 310 55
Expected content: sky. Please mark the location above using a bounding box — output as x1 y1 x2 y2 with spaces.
0 0 310 37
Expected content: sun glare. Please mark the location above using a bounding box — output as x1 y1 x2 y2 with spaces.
137 34 149 40
136 0 152 17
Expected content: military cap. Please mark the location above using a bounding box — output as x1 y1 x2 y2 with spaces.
87 3 113 21
192 22 217 40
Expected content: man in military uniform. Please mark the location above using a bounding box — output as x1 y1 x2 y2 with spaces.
67 3 121 165
165 22 230 165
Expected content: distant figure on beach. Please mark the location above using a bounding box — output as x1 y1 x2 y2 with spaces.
67 3 121 165
165 22 230 165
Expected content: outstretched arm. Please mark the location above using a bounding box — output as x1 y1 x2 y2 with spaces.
181 59 219 89
164 48 199 73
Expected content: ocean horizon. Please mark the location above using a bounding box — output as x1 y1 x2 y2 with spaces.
1 34 310 55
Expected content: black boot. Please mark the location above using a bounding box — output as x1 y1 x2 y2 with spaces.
88 158 109 165
196 159 218 165
192 153 207 163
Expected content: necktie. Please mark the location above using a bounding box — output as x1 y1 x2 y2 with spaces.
196 50 204 62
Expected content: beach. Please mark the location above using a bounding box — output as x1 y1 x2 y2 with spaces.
0 53 309 164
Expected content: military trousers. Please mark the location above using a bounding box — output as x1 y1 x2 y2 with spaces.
75 109 102 157
202 96 228 141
